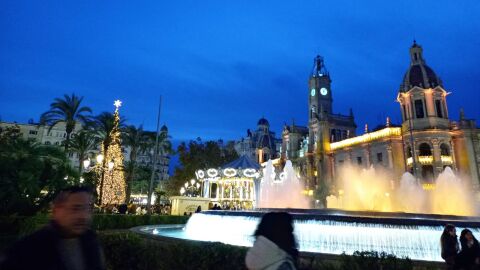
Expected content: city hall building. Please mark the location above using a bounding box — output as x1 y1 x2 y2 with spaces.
281 42 480 190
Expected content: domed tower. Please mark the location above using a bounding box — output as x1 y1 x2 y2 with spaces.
397 41 449 129
257 117 269 133
397 41 454 180
160 124 168 134
255 117 276 164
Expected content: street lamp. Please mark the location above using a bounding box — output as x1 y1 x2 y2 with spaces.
180 180 201 197
82 153 108 205
108 160 114 171
83 159 91 170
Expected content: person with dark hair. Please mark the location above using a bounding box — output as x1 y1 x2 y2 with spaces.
195 205 202 213
118 203 128 214
246 212 298 270
1 186 105 270
456 229 480 270
441 224 459 268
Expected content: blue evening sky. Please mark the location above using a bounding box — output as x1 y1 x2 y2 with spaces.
1 1 480 143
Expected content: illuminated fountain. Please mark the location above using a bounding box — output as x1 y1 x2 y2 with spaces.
134 161 480 262
327 165 478 216
136 211 480 262
258 160 309 209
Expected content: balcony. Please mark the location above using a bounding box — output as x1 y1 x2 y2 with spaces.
406 155 453 166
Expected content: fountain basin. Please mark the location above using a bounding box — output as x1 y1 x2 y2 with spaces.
132 209 480 262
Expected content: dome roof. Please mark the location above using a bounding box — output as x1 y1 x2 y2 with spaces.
399 42 442 92
160 124 168 132
257 117 269 126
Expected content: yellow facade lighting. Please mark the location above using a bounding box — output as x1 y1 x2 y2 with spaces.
330 127 401 151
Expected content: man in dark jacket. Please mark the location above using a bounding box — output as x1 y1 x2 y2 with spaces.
1 186 105 270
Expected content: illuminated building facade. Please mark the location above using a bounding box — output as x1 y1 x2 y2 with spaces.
282 42 480 190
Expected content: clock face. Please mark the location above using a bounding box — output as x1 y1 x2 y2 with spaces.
310 88 316 96
320 87 328 96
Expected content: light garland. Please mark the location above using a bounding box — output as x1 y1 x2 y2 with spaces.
243 168 257 178
196 170 205 179
207 168 218 178
223 168 237 177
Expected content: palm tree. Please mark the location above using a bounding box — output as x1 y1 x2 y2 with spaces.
122 125 149 203
68 129 99 175
40 93 92 152
0 137 76 215
93 112 126 151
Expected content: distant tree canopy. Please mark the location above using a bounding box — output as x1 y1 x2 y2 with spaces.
166 138 238 196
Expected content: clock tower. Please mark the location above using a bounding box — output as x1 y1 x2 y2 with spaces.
308 55 332 123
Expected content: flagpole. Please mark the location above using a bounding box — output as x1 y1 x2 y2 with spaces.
147 95 162 214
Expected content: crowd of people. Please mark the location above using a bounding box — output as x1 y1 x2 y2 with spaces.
441 224 480 270
99 202 171 215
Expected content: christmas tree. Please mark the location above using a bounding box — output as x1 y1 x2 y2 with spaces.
97 100 126 205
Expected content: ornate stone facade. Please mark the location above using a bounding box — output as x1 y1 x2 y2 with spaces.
282 42 480 191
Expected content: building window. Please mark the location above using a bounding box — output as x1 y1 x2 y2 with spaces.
435 100 443 118
357 157 362 165
440 143 450 156
419 143 432 156
377 153 383 163
414 99 425 118
29 130 38 135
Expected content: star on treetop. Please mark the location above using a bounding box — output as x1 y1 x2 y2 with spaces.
114 100 122 108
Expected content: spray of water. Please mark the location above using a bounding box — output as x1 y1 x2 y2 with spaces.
329 165 478 215
258 160 310 208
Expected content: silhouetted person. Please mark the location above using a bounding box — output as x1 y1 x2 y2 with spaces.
441 224 459 268
118 203 127 214
246 212 298 270
195 206 202 213
1 186 105 270
457 229 480 270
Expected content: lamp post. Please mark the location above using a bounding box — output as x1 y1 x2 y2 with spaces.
83 153 111 205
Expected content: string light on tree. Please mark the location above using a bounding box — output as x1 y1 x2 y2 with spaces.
97 99 126 205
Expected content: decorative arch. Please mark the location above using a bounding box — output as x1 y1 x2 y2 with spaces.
440 143 450 156
418 142 432 156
